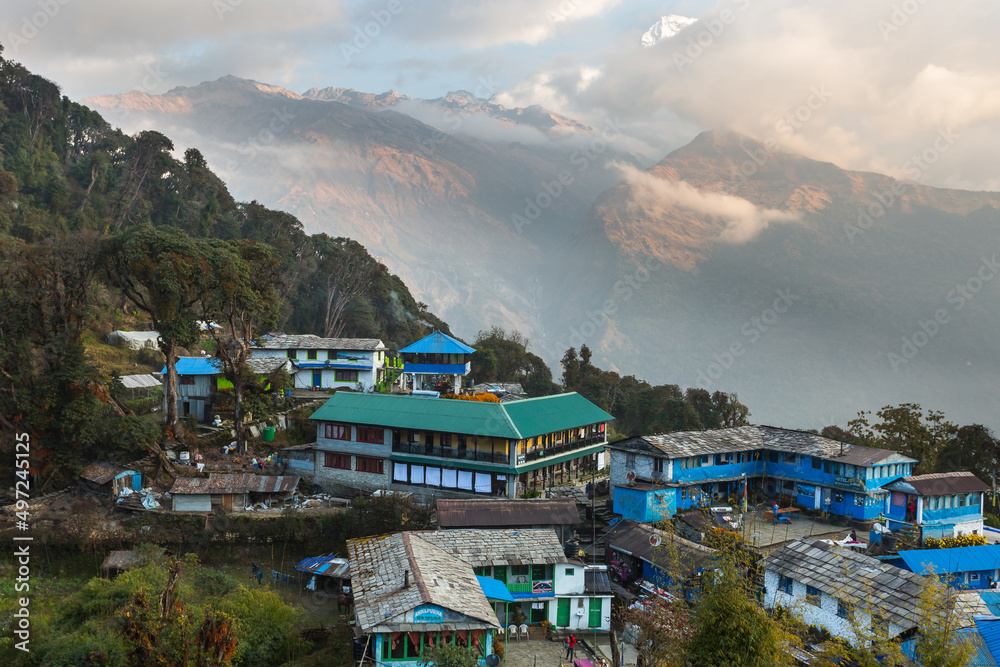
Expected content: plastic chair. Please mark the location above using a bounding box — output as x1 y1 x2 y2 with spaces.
508 624 518 642
518 623 529 640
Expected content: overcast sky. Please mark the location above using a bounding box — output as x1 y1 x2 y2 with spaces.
4 0 999 189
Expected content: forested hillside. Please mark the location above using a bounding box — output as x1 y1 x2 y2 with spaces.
0 44 449 489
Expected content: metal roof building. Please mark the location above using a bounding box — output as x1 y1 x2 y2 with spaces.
399 331 475 355
897 545 1000 576
308 391 612 440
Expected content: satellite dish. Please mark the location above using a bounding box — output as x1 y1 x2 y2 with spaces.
486 655 501 667
649 535 662 547
626 471 636 484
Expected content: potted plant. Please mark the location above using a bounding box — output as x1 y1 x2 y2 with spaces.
540 620 554 641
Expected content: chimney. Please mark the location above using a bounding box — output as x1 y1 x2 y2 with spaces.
403 570 410 588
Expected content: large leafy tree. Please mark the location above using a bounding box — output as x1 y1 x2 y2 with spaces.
201 240 281 454
847 403 957 472
104 225 218 458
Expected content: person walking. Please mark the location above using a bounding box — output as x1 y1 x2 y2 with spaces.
567 634 577 661
772 501 779 525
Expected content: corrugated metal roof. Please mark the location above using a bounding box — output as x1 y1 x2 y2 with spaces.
308 392 612 439
585 568 613 595
80 461 131 485
976 617 1000 665
436 498 579 528
478 575 514 602
169 474 299 495
295 555 350 578
255 335 384 351
607 519 717 574
887 472 990 496
399 331 475 355
119 374 161 389
897 546 1000 576
161 357 222 375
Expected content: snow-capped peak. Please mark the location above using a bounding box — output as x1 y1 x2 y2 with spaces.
641 14 698 47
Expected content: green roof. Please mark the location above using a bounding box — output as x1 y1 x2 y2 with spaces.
308 392 612 440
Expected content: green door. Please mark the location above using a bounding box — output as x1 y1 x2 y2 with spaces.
557 598 570 627
312 371 322 387
588 598 602 628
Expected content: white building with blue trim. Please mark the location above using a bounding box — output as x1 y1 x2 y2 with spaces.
883 472 989 544
250 334 385 391
608 426 918 523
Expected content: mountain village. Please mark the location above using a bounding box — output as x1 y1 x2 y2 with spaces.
3 5 1000 666
27 324 998 667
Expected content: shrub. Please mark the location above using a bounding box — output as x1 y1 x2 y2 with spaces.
924 534 988 549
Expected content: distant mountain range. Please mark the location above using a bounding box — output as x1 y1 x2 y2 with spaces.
85 81 1000 431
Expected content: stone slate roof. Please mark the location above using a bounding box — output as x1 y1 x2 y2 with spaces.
418 528 569 568
436 498 579 529
169 474 300 495
247 357 290 374
611 425 916 466
886 471 990 496
348 532 499 634
764 538 925 630
255 334 384 351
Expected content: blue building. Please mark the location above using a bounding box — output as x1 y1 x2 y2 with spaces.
399 331 475 394
884 472 989 544
892 545 1000 590
161 356 289 423
608 426 918 523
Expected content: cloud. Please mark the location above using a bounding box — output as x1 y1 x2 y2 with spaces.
611 161 799 243
349 0 622 48
500 0 1000 190
1 0 346 99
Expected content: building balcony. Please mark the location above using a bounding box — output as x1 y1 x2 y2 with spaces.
392 441 508 465
403 362 471 375
506 578 554 596
521 436 605 463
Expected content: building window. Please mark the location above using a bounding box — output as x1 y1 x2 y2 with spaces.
778 575 793 595
785 453 797 465
358 427 384 444
306 349 318 360
179 375 195 385
715 453 732 466
625 453 637 469
854 494 865 506
565 568 575 576
334 369 358 382
441 433 452 447
959 494 967 507
806 585 821 606
323 453 350 469
286 349 297 359
823 461 834 474
324 424 349 440
837 600 852 618
812 457 822 469
356 456 383 474
653 458 665 473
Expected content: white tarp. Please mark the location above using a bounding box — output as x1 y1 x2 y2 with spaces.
108 331 160 350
